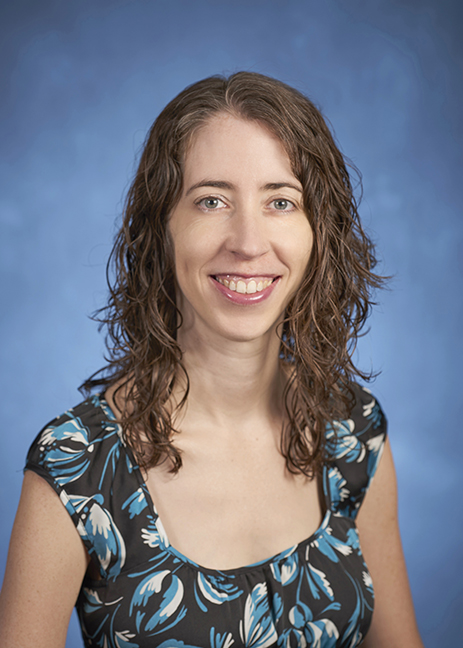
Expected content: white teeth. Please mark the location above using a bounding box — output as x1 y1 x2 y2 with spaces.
215 277 274 294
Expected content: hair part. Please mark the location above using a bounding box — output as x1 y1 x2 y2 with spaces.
81 71 386 477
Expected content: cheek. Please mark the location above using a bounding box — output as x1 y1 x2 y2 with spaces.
305 226 315 265
168 224 190 294
171 227 218 294
286 220 314 270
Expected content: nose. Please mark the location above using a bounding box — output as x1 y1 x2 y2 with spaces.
225 205 270 260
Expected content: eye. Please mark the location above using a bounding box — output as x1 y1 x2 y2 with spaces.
271 199 295 211
197 196 227 211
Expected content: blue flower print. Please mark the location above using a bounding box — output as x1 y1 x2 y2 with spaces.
65 493 126 579
327 466 350 515
345 527 361 555
113 630 139 648
270 550 299 586
156 641 201 648
141 518 170 551
361 390 383 429
303 619 339 648
277 601 314 648
122 487 149 519
309 524 352 564
130 570 187 635
340 571 374 645
277 628 306 648
80 589 141 648
326 418 367 464
362 570 374 597
210 628 235 648
36 405 122 490
196 572 243 608
84 500 126 579
366 433 386 478
272 592 284 625
289 600 313 628
81 586 105 616
37 418 93 486
302 552 334 601
239 583 278 647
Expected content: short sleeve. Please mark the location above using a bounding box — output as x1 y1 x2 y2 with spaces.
323 384 388 520
24 395 130 580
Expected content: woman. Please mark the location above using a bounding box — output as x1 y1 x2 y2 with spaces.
0 72 424 647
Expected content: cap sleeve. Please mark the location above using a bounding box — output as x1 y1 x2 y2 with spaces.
323 384 388 520
24 395 129 580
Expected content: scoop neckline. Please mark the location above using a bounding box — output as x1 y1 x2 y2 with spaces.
99 392 333 577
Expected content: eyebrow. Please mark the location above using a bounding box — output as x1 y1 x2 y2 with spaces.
185 180 303 196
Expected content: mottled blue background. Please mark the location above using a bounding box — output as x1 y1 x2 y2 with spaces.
1 0 462 645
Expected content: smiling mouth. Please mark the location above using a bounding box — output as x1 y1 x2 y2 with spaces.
212 275 278 295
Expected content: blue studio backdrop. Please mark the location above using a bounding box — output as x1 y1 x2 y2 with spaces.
1 1 462 645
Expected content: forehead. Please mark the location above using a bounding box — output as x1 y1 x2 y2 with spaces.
183 113 297 185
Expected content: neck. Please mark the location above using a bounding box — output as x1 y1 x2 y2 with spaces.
174 325 286 431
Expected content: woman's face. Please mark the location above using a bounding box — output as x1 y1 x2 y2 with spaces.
168 113 313 344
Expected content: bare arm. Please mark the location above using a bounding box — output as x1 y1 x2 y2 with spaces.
357 439 424 648
0 470 90 648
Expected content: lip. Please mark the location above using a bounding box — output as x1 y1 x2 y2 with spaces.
214 273 279 280
210 275 280 304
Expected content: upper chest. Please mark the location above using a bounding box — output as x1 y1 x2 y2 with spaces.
143 431 325 570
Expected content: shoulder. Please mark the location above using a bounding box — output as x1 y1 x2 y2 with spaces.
326 383 388 462
324 383 388 519
25 393 124 490
25 393 143 580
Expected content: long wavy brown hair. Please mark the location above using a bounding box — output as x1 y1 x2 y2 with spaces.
81 71 385 477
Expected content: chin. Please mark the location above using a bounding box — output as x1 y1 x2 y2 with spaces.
214 319 281 345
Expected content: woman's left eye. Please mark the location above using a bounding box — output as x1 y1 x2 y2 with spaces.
271 199 295 211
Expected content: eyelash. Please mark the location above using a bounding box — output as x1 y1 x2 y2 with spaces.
195 196 297 212
196 197 227 211
270 199 296 212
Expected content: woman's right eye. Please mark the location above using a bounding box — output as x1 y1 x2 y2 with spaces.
197 197 226 210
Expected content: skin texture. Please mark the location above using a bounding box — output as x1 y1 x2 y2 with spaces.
0 471 89 647
0 116 424 647
357 441 424 648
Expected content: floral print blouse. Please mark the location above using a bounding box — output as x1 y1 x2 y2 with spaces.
25 383 387 648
